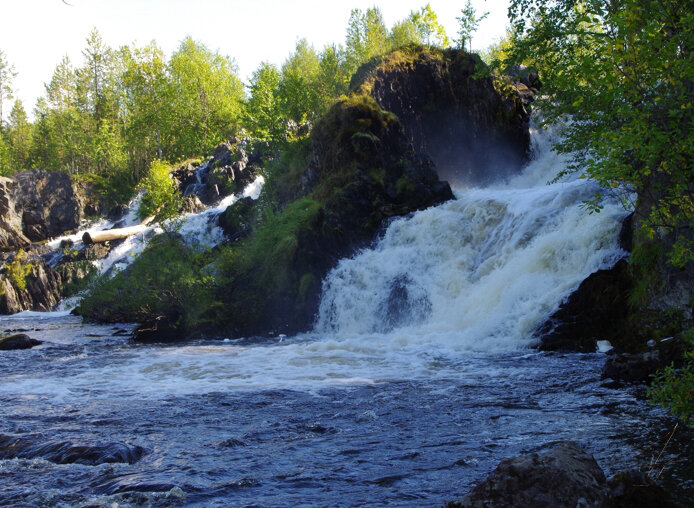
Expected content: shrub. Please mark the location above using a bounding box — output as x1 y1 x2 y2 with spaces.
136 159 182 223
649 328 694 426
4 249 33 291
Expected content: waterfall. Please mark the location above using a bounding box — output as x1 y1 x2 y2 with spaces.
314 127 629 351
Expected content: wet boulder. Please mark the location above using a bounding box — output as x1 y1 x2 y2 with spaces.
0 333 42 350
181 194 206 214
602 336 685 385
447 441 609 508
0 434 146 465
207 139 258 200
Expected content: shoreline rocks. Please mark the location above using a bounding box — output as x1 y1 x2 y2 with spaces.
447 441 676 508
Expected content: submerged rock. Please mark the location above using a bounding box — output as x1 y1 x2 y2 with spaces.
0 434 146 465
0 333 41 350
447 441 609 508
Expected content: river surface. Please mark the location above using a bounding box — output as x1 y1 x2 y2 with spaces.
2 127 693 506
1 313 693 507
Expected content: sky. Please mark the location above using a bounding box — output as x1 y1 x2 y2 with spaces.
1 0 511 118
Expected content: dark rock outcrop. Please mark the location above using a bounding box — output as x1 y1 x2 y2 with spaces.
352 46 533 186
223 95 454 336
206 139 258 200
0 334 42 350
0 170 107 252
536 259 632 352
448 441 609 508
174 139 260 205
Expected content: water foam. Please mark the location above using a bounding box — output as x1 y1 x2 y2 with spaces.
314 126 628 352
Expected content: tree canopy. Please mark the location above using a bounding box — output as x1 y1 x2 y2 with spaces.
506 0 694 266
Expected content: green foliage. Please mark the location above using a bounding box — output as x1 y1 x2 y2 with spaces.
627 238 665 307
506 0 694 266
411 3 451 48
0 134 12 176
5 249 32 291
7 100 31 171
649 329 694 426
78 235 216 331
0 49 17 128
345 7 390 75
136 159 181 223
244 62 283 142
167 37 245 160
457 0 489 51
246 198 323 287
259 136 313 208
278 39 321 125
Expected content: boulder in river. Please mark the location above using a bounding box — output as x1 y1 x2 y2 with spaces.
0 333 42 350
447 441 609 507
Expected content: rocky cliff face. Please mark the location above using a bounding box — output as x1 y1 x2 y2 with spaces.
352 46 534 186
0 170 103 252
0 170 108 314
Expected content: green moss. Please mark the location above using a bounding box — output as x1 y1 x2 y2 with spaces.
259 137 312 208
395 175 416 196
248 198 323 286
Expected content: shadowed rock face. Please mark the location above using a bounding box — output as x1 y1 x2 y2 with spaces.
352 47 534 187
0 170 107 252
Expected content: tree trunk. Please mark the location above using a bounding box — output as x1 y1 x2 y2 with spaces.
82 215 155 244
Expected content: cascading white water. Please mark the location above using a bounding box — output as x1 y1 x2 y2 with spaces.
314 127 629 351
4 126 631 396
47 175 265 276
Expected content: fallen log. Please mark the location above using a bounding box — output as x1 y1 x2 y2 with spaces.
82 215 155 245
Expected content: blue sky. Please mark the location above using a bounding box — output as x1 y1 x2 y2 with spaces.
1 0 510 116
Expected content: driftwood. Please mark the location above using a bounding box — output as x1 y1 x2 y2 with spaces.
82 215 155 245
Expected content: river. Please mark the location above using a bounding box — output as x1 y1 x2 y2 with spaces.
1 127 692 506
